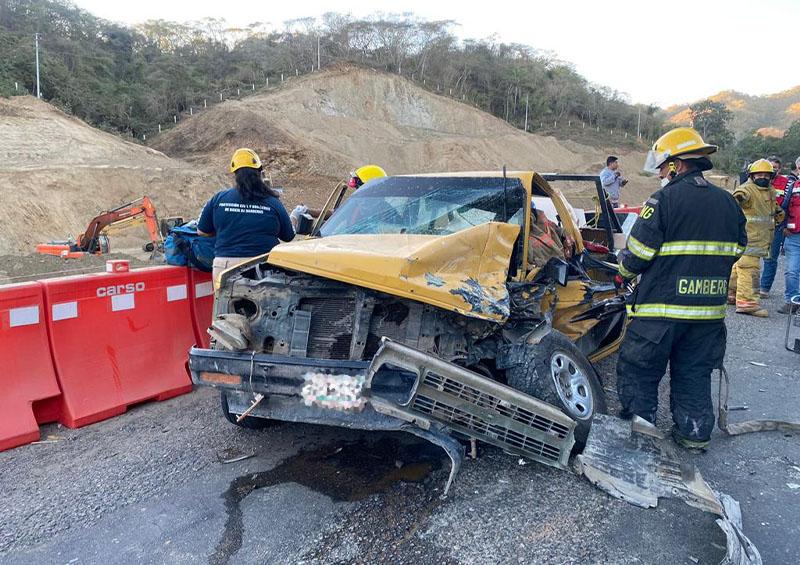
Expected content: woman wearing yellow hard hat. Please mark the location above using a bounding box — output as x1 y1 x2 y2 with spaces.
197 148 295 280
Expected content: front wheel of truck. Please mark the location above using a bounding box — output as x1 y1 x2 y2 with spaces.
505 330 606 447
220 391 277 430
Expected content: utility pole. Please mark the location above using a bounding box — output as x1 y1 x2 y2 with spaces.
524 94 529 132
317 36 321 70
35 33 41 98
636 106 641 138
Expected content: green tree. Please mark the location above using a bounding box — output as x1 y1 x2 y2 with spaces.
690 99 734 147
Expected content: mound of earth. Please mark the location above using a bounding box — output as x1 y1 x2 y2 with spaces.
152 66 654 210
0 96 223 256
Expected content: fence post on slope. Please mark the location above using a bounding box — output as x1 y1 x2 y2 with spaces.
204 99 207 108
189 107 193 116
295 69 299 76
252 83 255 90
158 124 161 133
173 115 177 124
219 92 223 101
266 77 269 87
281 73 284 82
237 88 240 96
142 134 146 141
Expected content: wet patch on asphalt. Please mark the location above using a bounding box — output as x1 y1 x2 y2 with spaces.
210 436 446 565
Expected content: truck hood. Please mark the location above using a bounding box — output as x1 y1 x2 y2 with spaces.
267 222 520 321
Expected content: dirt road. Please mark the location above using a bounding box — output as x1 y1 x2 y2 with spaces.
1 287 798 565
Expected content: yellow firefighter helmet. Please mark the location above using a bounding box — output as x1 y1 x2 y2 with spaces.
229 148 262 173
643 127 717 174
349 165 387 188
747 159 775 177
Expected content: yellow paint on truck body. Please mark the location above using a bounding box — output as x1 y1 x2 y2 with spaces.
267 222 520 321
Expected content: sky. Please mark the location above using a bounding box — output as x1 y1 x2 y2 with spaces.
73 0 800 108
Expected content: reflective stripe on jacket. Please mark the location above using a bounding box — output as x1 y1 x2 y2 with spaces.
619 170 747 322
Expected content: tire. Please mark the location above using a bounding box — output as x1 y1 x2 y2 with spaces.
505 330 607 446
220 391 276 430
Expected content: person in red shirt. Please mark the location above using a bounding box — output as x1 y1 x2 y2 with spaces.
779 157 800 314
759 156 790 297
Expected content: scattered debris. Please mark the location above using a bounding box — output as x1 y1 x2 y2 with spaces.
236 393 265 422
787 483 800 490
576 415 762 565
748 361 767 367
217 448 256 464
718 367 800 436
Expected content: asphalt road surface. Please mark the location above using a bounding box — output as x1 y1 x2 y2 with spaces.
2 293 799 565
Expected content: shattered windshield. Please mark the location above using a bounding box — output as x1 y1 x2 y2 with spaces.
319 176 526 237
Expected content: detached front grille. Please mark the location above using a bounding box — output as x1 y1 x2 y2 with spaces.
419 372 572 439
412 394 564 463
369 338 576 470
299 297 355 359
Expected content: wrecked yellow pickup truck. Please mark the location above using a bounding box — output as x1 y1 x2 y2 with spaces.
189 171 628 465
188 171 764 563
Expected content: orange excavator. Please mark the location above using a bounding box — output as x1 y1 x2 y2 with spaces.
36 196 174 259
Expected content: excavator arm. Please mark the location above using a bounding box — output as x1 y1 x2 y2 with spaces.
36 196 162 258
76 196 160 253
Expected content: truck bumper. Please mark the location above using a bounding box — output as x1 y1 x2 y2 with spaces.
189 338 577 494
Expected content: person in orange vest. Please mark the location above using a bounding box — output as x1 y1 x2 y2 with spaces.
759 156 791 297
728 159 785 317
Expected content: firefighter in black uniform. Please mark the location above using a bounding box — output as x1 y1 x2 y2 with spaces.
616 127 747 450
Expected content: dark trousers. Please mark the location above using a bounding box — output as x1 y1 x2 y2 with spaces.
617 319 726 442
760 227 785 291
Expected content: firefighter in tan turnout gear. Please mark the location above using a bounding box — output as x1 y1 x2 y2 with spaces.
616 127 747 450
728 159 786 317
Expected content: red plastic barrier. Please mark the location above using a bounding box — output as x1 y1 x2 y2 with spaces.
41 267 194 428
0 282 62 451
189 269 214 348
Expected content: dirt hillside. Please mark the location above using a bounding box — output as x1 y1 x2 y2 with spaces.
0 96 224 256
153 66 654 209
1 68 656 260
